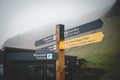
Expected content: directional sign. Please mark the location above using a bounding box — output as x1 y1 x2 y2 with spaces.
36 44 56 53
64 19 103 38
35 35 56 47
60 32 104 49
6 52 58 61
35 19 103 47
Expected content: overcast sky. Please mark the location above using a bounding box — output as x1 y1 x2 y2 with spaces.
0 0 117 49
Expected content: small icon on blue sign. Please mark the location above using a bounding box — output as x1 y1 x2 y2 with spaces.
47 54 52 59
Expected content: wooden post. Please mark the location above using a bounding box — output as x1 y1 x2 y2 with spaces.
56 24 65 80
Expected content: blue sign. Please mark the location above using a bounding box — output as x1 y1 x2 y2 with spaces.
47 53 53 59
35 19 103 47
6 52 58 61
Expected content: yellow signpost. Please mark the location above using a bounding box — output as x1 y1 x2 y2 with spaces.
60 32 104 49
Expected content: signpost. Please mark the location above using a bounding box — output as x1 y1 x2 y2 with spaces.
34 19 104 80
35 19 103 47
56 24 65 80
60 32 104 49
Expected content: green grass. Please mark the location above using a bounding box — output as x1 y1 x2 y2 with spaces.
85 51 120 80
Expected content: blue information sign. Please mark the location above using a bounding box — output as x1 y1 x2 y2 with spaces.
6 52 58 61
35 19 103 47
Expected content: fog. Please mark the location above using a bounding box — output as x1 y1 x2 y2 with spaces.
0 0 117 49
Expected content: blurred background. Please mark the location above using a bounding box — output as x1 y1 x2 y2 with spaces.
0 0 120 80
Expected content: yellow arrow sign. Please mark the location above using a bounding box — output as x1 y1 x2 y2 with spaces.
60 32 104 49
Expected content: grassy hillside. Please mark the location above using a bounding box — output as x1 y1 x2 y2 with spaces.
65 14 120 80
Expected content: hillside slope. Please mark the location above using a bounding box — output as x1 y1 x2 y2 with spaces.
65 13 120 80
